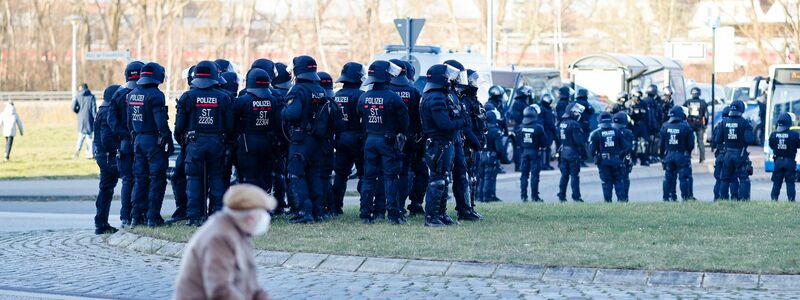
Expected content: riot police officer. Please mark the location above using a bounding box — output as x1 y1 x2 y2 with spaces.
575 89 595 135
612 112 633 202
332 62 366 216
282 56 327 224
420 64 462 227
93 84 122 234
644 84 662 163
711 107 738 200
388 59 426 216
107 60 144 228
660 106 695 201
540 94 557 170
768 112 799 201
518 106 547 202
684 87 709 162
272 62 292 98
232 68 281 197
127 62 174 227
165 65 195 225
358 60 409 225
558 103 586 202
590 112 627 203
460 69 486 215
478 102 504 202
487 85 507 117
629 87 651 166
659 87 676 125
175 60 233 226
316 71 343 219
443 59 482 221
608 92 629 114
715 100 755 201
555 86 572 124
508 86 534 171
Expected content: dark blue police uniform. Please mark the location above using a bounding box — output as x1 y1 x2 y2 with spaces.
557 103 586 202
660 106 695 201
93 84 122 234
591 112 628 203
612 112 634 201
332 63 366 216
714 100 755 200
518 106 546 202
478 103 504 202
768 113 799 201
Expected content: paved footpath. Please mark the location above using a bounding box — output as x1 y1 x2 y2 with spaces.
0 230 796 299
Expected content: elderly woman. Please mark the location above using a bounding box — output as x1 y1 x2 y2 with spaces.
175 184 276 300
0 100 23 161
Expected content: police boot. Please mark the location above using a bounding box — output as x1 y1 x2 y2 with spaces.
185 219 204 227
424 215 445 227
289 213 314 224
147 219 165 228
120 219 131 229
130 218 145 228
388 216 408 225
361 217 374 225
407 204 425 217
94 224 118 235
164 216 187 225
439 214 459 225
458 210 480 221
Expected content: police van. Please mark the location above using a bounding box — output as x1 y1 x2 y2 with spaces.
755 65 800 175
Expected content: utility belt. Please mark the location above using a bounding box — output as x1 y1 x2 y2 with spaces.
186 131 223 143
598 153 621 160
774 156 796 161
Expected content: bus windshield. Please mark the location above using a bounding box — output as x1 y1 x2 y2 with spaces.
769 83 800 132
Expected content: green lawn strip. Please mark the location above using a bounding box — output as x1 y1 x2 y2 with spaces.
133 202 800 274
0 125 98 179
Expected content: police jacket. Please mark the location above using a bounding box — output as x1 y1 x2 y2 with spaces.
357 83 408 136
232 92 282 137
617 126 634 156
643 96 661 133
317 93 345 141
108 86 135 141
558 118 586 160
421 87 463 141
629 100 650 135
174 86 233 141
487 96 505 116
461 89 486 150
507 98 527 127
334 84 365 133
714 116 755 149
607 102 628 115
273 87 289 98
555 98 569 123
484 121 504 155
683 98 709 129
590 126 627 159
518 122 546 150
769 129 800 159
281 79 327 135
127 84 171 139
575 97 594 130
390 82 422 136
93 101 117 154
659 120 695 155
540 105 557 144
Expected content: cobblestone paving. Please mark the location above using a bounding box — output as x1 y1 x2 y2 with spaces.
0 230 795 299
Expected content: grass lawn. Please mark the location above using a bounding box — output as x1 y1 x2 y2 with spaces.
134 201 800 274
0 124 98 179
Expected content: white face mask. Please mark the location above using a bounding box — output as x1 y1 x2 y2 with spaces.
253 211 271 236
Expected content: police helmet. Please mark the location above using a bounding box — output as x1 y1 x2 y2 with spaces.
124 61 145 89
318 72 335 98
522 105 539 124
292 55 320 81
182 65 196 87
617 91 629 103
728 100 745 117
467 69 482 88
424 64 459 93
443 59 468 85
489 85 504 97
558 86 573 100
662 86 674 96
245 68 272 99
598 111 613 128
137 62 166 86
646 84 658 96
484 102 496 111
690 87 701 98
406 62 416 82
364 60 402 85
273 62 293 89
576 88 589 100
777 112 796 132
563 102 586 120
631 86 643 98
541 94 554 106
250 59 276 81
336 62 366 84
515 86 534 102
721 106 731 118
102 84 121 106
389 59 411 86
214 59 237 73
612 112 629 129
667 106 686 122
220 72 239 94
191 61 221 89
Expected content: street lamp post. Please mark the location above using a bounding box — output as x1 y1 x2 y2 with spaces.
65 16 80 97
710 16 720 134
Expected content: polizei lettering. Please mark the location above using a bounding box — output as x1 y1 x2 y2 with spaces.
364 97 384 105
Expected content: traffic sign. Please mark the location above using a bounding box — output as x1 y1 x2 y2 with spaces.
394 18 425 50
85 50 130 61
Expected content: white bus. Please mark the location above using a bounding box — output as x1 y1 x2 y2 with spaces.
757 65 800 173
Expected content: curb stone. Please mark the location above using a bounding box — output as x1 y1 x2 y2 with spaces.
111 231 799 291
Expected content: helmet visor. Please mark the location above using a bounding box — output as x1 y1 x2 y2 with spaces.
468 72 483 88
387 61 403 78
457 70 468 85
444 65 461 82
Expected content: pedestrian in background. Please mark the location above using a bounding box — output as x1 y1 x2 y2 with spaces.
72 83 96 159
175 184 275 300
0 100 23 161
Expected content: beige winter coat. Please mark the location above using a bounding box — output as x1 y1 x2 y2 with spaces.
174 212 269 300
